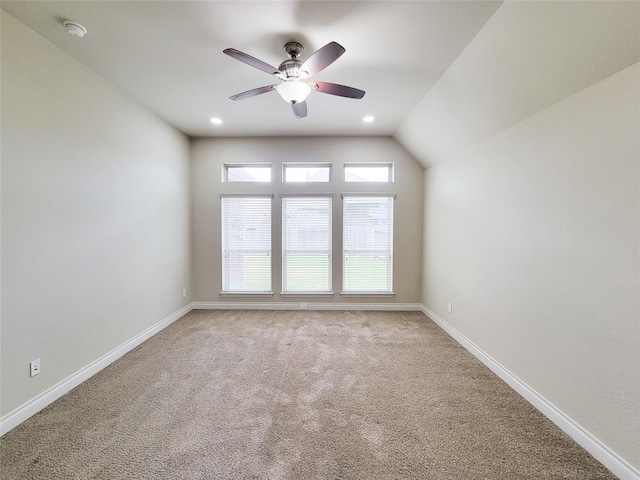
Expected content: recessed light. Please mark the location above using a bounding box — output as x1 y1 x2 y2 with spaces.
363 116 375 123
210 118 223 125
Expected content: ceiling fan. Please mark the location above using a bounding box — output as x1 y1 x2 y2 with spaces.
223 41 365 119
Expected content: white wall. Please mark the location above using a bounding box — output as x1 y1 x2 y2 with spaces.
1 12 192 416
395 1 640 169
191 137 423 305
421 63 639 472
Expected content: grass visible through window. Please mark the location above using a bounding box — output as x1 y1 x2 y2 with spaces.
343 256 391 291
284 255 330 291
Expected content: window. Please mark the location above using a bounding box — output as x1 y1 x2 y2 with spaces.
282 196 332 293
343 195 394 293
283 164 331 182
224 164 271 182
344 163 393 182
221 195 272 293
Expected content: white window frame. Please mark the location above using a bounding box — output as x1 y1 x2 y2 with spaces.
281 194 333 295
222 164 272 183
341 193 395 295
220 194 273 294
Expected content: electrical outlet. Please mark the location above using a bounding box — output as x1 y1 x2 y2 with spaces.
182 288 187 298
30 358 41 377
447 303 453 313
300 303 308 310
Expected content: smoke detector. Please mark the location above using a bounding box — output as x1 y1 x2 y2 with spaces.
63 20 87 38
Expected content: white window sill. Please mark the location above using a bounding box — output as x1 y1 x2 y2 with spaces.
220 292 274 297
280 292 335 297
340 292 395 297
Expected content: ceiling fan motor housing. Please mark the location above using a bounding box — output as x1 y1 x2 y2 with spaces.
279 42 306 78
278 59 305 79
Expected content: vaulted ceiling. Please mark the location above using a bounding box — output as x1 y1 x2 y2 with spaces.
2 1 639 168
0 1 501 137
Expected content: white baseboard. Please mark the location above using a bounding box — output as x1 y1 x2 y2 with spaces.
1 301 418 435
419 305 639 480
8 301 633 479
192 301 422 311
0 303 193 436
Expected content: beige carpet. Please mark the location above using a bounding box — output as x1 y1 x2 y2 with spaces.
1 310 615 479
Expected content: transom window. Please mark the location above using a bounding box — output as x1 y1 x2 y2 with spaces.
224 164 271 182
344 163 393 182
283 163 331 182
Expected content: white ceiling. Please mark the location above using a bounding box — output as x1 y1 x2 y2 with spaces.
1 1 502 138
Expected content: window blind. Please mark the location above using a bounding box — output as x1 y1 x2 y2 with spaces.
343 195 394 293
282 196 332 293
221 196 272 292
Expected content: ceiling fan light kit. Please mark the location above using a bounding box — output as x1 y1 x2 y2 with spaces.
275 80 311 104
223 41 365 118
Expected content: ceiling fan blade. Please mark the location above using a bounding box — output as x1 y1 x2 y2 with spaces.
291 101 307 119
300 41 345 76
229 85 276 101
223 48 282 76
312 81 365 99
